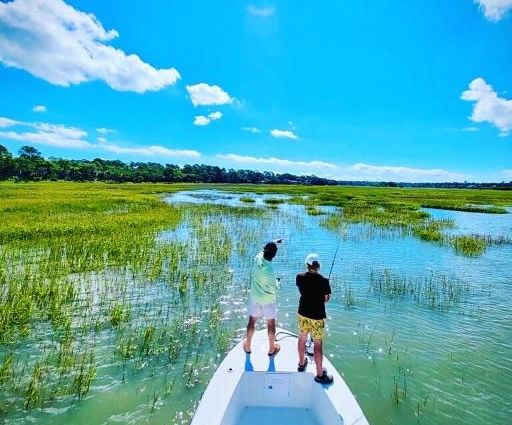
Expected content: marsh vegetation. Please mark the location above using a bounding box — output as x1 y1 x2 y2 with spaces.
0 182 511 425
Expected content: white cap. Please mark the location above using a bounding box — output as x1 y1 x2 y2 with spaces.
305 253 320 267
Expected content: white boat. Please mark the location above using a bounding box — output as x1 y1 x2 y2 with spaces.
191 328 370 425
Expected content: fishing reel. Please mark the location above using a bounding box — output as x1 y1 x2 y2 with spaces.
305 334 315 356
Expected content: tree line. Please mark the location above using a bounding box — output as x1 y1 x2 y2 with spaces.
0 145 510 189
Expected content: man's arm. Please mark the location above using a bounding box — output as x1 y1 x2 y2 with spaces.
324 277 332 302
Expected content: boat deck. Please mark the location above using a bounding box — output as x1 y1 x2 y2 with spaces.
190 328 369 425
237 406 320 425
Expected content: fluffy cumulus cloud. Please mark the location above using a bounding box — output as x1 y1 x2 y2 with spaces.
193 111 223 126
193 116 210 126
270 129 298 140
0 0 180 92
208 111 222 121
475 0 512 21
247 5 275 17
32 105 46 113
461 77 512 136
186 83 233 106
97 139 201 158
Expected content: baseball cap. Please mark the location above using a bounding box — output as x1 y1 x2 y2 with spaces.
305 253 320 267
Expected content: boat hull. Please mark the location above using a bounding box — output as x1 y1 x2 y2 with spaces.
190 328 369 425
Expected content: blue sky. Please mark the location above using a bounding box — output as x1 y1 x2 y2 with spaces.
0 0 511 182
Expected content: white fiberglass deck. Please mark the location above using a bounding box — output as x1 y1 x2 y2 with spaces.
237 406 320 425
190 329 369 425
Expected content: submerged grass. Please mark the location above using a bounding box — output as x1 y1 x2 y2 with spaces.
368 269 470 311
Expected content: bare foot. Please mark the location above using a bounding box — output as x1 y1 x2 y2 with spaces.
243 340 251 354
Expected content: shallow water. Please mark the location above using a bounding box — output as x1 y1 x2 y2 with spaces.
2 190 511 425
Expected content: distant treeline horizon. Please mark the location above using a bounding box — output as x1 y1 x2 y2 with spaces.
1 144 511 189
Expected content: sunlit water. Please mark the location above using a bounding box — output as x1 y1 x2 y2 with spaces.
3 190 512 425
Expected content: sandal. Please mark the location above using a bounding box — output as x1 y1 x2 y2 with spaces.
297 357 308 372
268 344 281 357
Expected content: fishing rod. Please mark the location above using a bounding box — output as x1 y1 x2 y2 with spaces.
328 237 342 280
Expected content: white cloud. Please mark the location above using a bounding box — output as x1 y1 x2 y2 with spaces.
96 127 116 135
247 5 275 17
242 126 261 133
32 104 46 113
0 117 22 127
0 0 180 93
461 77 512 136
216 153 337 169
193 116 211 126
0 121 91 148
475 0 512 21
462 126 479 132
270 129 298 140
193 111 223 126
98 140 201 158
0 115 201 158
216 153 465 182
186 83 233 106
208 111 222 121
351 163 463 181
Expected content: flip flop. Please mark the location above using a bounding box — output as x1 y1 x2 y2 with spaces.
268 344 281 357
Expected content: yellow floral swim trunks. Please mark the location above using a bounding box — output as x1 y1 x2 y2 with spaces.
298 314 325 341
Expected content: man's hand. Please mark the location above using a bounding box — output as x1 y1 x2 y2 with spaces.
324 294 330 302
274 238 283 244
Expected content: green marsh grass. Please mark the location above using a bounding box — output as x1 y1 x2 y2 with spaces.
368 269 470 311
450 235 488 257
239 196 255 203
216 184 512 257
0 181 511 423
0 182 282 418
263 197 285 205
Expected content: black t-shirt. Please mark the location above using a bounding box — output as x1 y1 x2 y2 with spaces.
296 272 331 320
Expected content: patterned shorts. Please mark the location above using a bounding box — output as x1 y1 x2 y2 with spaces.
298 314 325 341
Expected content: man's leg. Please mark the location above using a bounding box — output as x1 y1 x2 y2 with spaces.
266 318 279 354
298 331 308 366
244 316 256 352
313 338 324 377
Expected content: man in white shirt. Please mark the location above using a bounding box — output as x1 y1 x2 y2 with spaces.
243 240 282 356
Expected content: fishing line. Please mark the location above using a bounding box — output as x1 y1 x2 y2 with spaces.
275 330 298 341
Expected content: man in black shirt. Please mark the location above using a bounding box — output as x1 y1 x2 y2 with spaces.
296 253 333 384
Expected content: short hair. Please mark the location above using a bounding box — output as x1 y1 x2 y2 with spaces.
263 242 277 255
